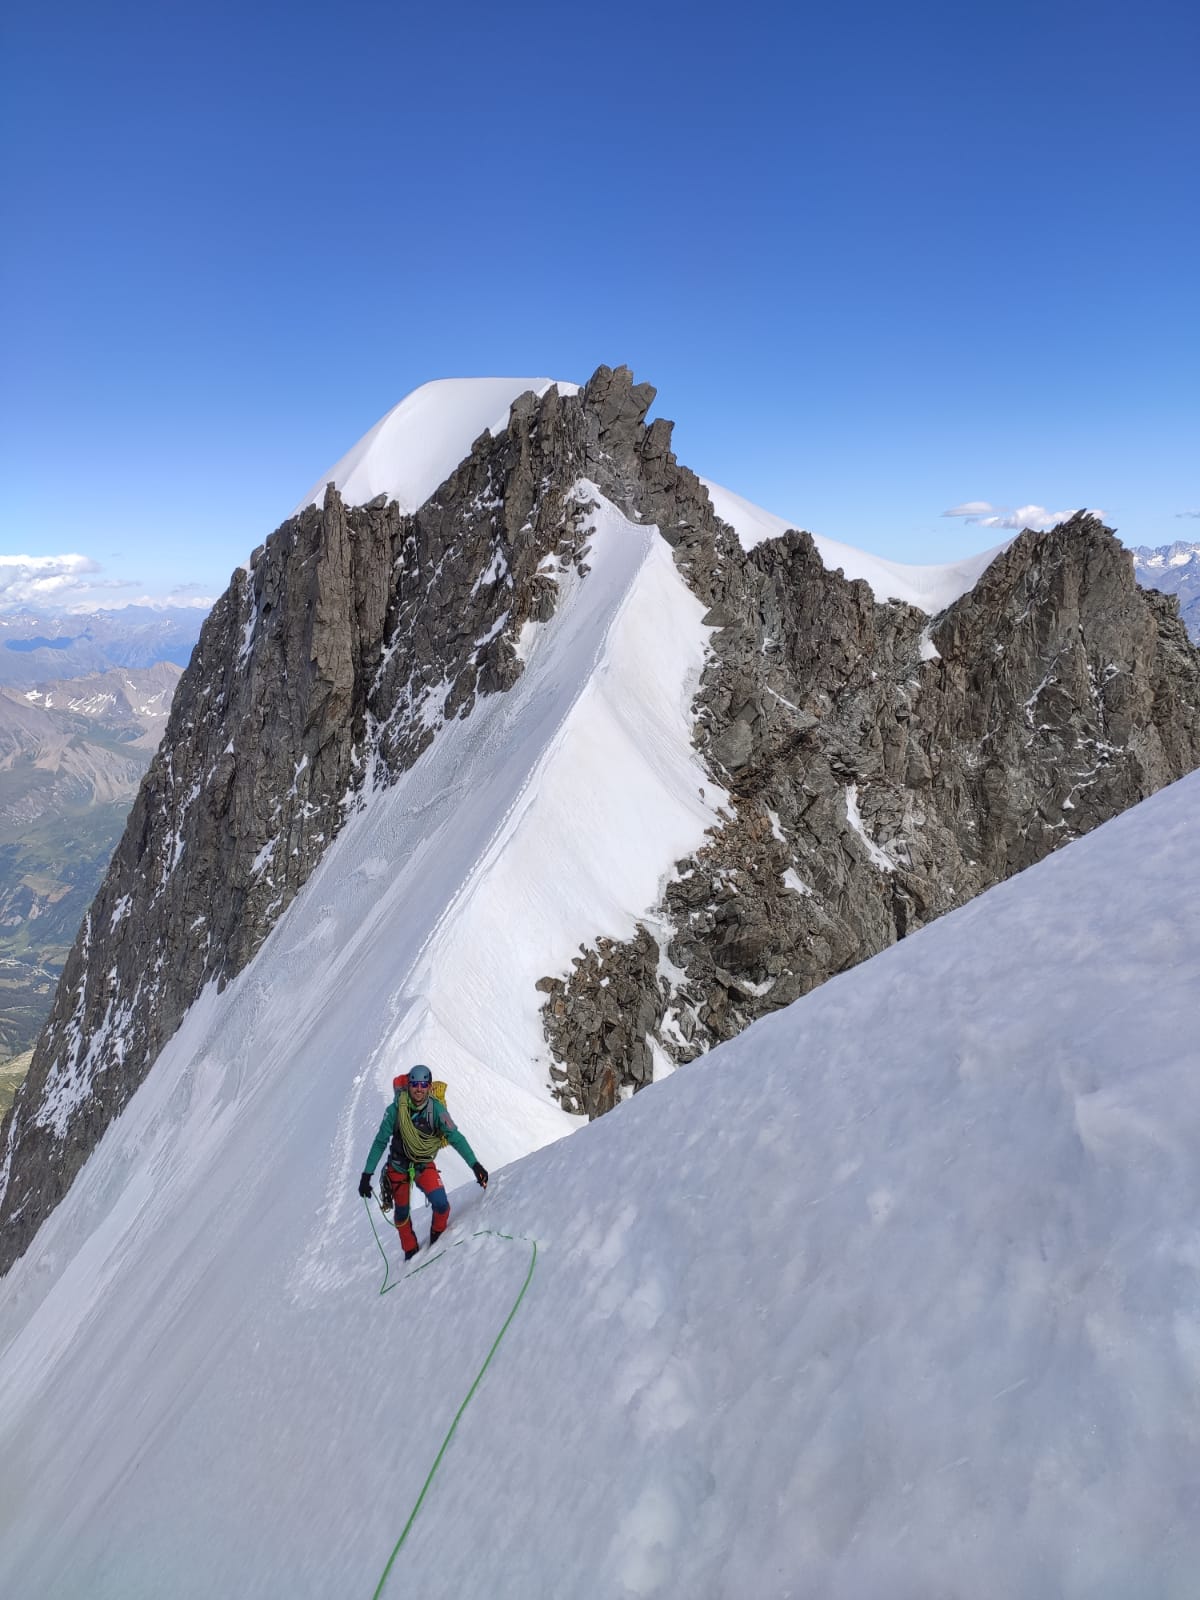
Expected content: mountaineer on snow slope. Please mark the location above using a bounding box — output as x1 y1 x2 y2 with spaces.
359 1065 488 1260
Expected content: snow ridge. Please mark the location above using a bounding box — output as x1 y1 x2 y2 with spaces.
703 476 1011 612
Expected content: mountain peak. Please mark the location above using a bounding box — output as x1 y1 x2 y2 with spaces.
2 369 1199 1591
4 370 1199 1271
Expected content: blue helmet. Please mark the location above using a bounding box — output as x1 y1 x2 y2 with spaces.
408 1065 433 1089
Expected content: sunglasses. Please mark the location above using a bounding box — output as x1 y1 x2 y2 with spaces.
409 1078 431 1091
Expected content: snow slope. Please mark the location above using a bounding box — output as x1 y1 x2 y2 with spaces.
2 747 1198 1592
703 477 1011 612
2 476 720 1233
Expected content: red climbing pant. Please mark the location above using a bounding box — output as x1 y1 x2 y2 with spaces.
386 1162 450 1253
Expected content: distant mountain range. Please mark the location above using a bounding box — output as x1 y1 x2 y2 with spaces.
0 601 204 1064
0 604 204 686
1131 540 1200 642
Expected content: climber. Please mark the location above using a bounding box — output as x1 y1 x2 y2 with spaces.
358 1065 488 1260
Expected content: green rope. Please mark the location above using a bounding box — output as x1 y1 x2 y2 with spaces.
361 1197 538 1599
363 1192 417 1295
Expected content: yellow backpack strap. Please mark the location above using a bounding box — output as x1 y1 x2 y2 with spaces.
433 1080 449 1148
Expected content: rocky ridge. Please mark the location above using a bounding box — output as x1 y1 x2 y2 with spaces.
3 367 1199 1267
532 397 1200 1116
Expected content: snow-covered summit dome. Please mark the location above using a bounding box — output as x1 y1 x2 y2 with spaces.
292 376 578 519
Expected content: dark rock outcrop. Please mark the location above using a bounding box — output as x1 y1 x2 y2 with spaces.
538 926 665 1118
534 388 1200 1114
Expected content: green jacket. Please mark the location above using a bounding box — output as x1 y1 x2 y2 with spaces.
364 1091 477 1176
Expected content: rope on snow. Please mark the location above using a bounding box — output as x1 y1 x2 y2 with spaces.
361 1197 539 1598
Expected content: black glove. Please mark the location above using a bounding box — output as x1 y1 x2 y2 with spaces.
358 1172 373 1199
473 1162 489 1189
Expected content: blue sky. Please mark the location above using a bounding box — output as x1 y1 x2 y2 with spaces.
2 0 1196 607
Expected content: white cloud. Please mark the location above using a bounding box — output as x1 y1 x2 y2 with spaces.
1175 509 1200 519
0 554 214 614
942 502 1102 532
0 553 103 603
68 588 216 613
942 501 997 518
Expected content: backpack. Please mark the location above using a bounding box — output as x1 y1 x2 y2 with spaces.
393 1072 450 1150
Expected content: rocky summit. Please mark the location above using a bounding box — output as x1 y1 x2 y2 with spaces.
2 367 1199 1270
